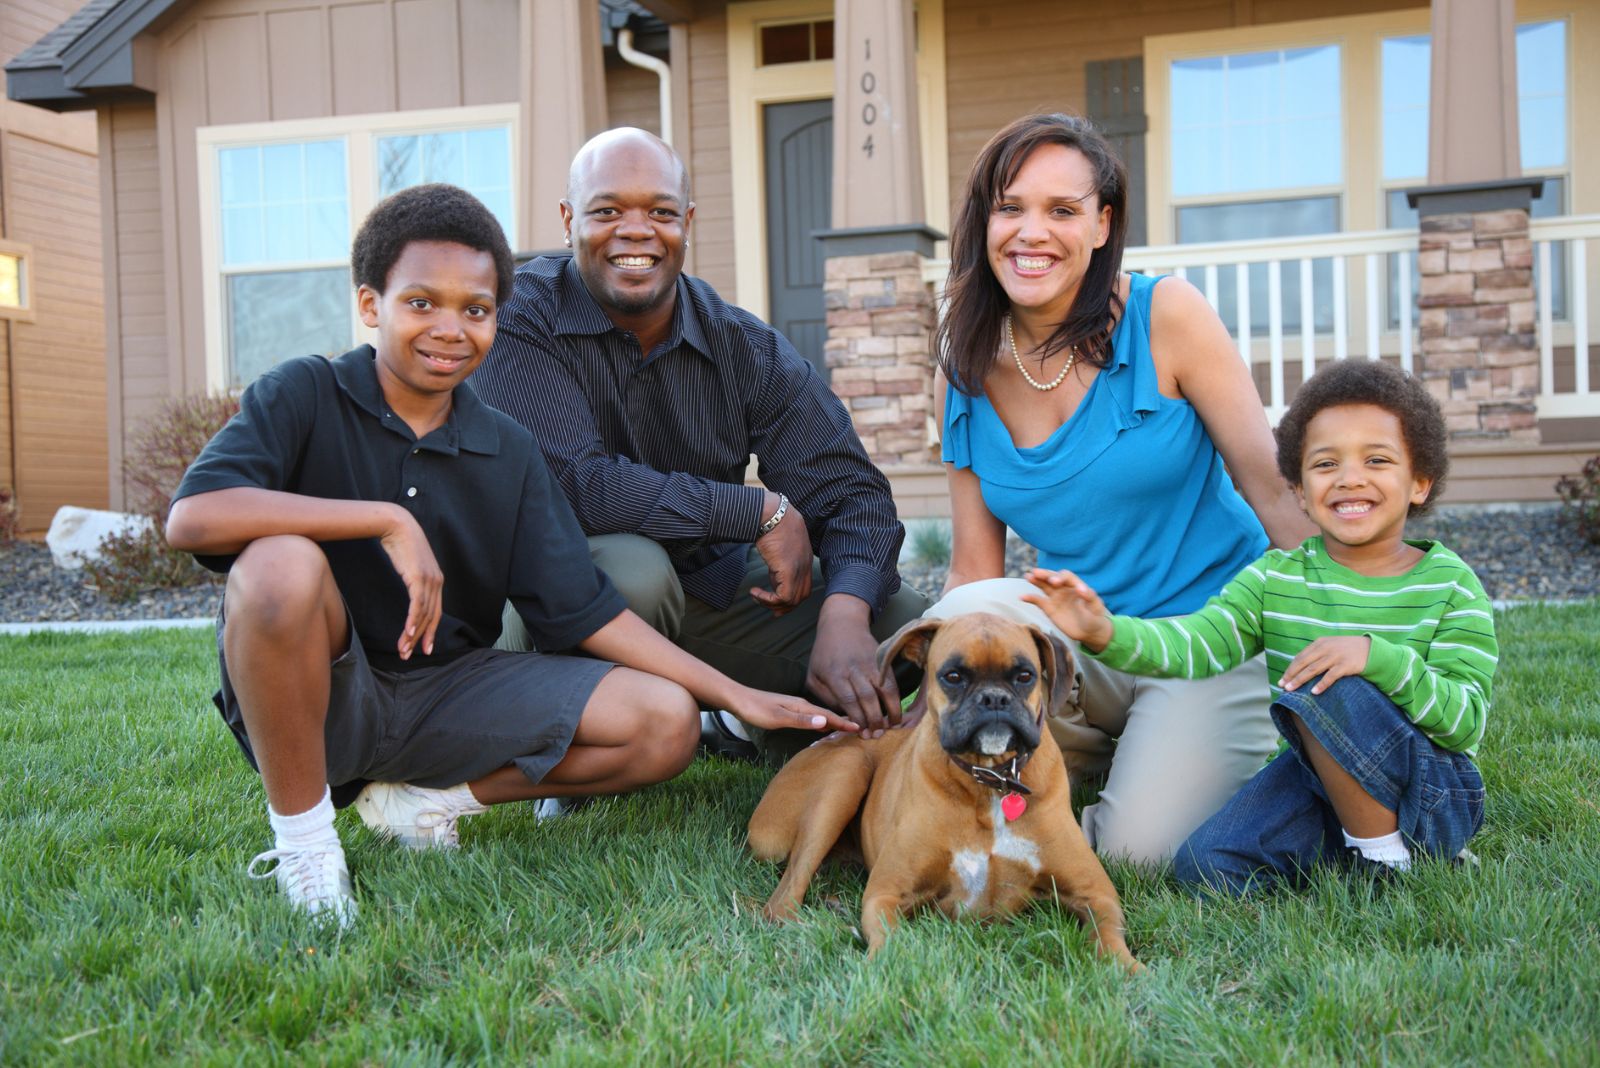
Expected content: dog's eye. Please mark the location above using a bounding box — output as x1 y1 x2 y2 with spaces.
941 670 964 685
1014 669 1035 685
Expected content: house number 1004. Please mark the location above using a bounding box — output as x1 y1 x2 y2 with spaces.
860 38 876 157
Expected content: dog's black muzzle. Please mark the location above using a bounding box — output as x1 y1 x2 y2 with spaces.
939 685 1043 759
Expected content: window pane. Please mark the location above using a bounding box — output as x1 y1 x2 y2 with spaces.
1519 96 1566 171
222 205 265 266
377 126 513 244
218 146 261 206
0 254 21 308
1517 20 1566 98
760 22 812 65
227 268 352 386
219 139 346 267
1381 35 1431 180
1177 196 1340 333
1170 46 1339 197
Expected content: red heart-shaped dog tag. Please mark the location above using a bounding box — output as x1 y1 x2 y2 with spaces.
1001 793 1026 821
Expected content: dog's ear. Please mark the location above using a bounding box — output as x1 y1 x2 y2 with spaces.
876 617 942 686
1028 625 1080 718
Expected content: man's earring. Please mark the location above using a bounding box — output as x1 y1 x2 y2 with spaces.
563 234 571 247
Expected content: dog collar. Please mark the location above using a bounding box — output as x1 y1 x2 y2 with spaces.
949 751 1032 796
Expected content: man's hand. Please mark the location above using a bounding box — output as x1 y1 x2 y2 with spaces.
751 492 812 615
378 508 444 660
1279 636 1371 695
805 594 901 738
1021 568 1114 653
725 686 860 736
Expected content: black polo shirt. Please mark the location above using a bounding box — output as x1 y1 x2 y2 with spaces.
473 255 906 614
174 346 625 672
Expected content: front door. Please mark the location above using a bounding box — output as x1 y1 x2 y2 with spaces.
763 98 833 378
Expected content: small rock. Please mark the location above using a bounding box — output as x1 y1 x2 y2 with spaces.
45 506 154 570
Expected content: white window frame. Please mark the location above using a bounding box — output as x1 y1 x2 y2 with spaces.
197 104 520 389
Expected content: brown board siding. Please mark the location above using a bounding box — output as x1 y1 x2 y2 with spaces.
2 129 107 530
606 62 664 137
686 11 733 299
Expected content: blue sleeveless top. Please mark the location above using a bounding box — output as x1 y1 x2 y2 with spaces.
943 273 1267 617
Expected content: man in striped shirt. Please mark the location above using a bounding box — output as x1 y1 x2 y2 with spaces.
474 128 928 757
1023 360 1495 893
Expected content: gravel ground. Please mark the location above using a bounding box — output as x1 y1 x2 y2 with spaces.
2 504 1596 624
897 504 1600 606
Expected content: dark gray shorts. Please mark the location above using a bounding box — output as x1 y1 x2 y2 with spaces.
213 605 614 807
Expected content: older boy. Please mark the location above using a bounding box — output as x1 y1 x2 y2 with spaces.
1023 360 1496 893
168 185 851 925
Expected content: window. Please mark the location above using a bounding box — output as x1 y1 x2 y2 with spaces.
1381 20 1569 326
0 241 30 321
1170 44 1342 332
759 19 834 65
201 107 518 387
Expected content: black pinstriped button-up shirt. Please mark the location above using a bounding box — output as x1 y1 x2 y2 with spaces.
473 255 907 615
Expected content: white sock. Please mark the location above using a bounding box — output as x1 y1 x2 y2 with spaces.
437 782 488 816
1343 828 1412 871
268 785 341 853
701 709 752 742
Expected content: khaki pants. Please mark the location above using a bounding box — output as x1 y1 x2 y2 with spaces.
923 578 1278 865
500 534 930 759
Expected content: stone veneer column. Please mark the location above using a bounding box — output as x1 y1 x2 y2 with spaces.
1413 182 1542 442
822 251 937 467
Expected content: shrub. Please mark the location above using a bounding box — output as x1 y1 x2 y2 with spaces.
1556 456 1600 546
84 392 240 601
0 486 19 546
908 519 953 568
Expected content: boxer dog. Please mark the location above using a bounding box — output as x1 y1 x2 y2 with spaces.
748 613 1138 970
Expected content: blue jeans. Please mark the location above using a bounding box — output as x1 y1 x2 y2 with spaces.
1173 676 1485 895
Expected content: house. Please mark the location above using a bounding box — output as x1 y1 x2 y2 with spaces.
0 0 105 533
8 0 1597 529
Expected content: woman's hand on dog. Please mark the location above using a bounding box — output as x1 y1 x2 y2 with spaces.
1022 568 1114 653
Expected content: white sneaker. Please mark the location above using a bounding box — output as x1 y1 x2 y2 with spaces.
354 781 485 850
248 845 356 927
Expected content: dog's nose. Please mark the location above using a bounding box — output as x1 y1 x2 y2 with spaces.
975 687 1013 712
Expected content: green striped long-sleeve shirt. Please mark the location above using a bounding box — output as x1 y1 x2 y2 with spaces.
1090 537 1497 755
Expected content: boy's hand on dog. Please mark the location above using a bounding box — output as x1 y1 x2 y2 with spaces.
379 508 444 660
727 686 861 735
1279 635 1371 694
1021 569 1114 653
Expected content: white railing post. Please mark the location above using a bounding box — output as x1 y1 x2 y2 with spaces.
1268 259 1284 410
1300 257 1315 381
1365 252 1381 361
1574 238 1590 396
1204 264 1219 313
1538 240 1554 392
1235 262 1252 365
1333 256 1348 360
1398 251 1414 374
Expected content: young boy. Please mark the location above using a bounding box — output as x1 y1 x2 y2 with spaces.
1023 359 1496 894
168 184 852 925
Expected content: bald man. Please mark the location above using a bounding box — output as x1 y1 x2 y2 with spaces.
474 128 927 762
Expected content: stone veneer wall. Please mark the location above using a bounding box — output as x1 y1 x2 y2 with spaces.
822 251 940 467
1417 208 1538 441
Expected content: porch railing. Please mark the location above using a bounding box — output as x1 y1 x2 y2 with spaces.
922 214 1600 425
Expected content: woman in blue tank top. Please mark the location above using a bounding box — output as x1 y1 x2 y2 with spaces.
923 114 1315 864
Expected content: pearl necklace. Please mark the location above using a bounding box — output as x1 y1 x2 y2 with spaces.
1005 314 1076 392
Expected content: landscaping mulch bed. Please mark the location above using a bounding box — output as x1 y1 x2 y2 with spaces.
2 504 1596 624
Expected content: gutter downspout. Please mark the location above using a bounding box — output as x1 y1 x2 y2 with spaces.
615 27 671 147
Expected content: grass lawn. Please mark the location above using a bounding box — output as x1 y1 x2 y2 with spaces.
4 603 1599 1066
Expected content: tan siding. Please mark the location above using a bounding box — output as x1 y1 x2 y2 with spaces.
161 23 207 400
267 8 334 119
2 130 107 529
460 0 519 105
0 0 81 64
395 0 463 111
331 3 399 115
606 63 663 136
941 0 1417 223
686 12 733 298
103 105 169 509
0 327 11 501
202 14 271 125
